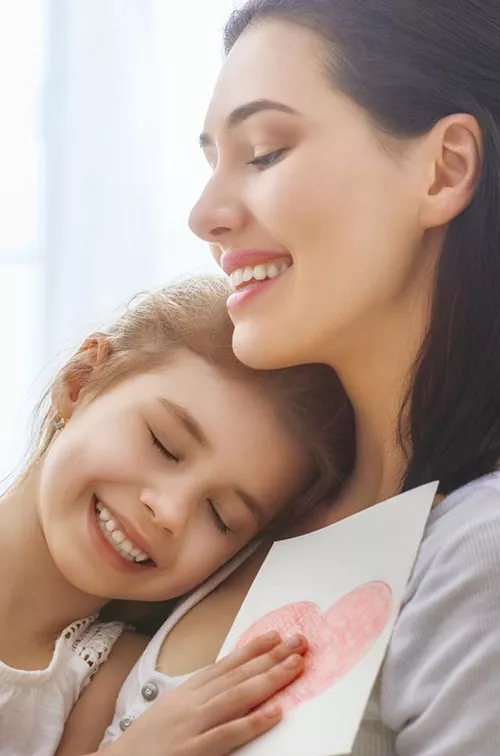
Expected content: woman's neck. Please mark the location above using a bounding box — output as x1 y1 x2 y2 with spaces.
0 472 105 647
324 293 430 523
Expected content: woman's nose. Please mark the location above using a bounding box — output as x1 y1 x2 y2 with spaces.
188 174 249 244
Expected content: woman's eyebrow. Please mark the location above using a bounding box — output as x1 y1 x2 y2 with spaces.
199 99 300 148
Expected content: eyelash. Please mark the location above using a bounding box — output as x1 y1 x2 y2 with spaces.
208 499 231 535
248 148 288 170
150 430 231 536
150 430 179 462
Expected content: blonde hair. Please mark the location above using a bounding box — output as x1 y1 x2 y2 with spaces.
24 274 355 633
26 274 354 517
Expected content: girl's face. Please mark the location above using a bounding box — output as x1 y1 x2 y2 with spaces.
38 350 309 602
189 20 436 370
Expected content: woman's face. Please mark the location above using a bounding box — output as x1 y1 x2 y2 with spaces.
189 20 435 370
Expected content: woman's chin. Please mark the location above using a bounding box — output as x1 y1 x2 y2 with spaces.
232 324 301 370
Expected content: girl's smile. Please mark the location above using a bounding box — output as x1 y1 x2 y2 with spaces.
90 496 155 572
39 349 311 604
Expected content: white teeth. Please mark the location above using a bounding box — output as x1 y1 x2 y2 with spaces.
229 261 291 289
253 264 267 281
95 500 151 564
232 268 244 287
267 263 279 278
243 266 254 282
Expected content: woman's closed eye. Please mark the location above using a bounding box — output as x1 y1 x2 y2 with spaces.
248 148 289 170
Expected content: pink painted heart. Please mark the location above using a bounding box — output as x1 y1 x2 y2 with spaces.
234 581 393 713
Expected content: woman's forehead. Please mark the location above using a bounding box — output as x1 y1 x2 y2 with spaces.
205 20 329 128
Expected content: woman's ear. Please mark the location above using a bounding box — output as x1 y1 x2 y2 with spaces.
51 333 110 420
419 113 483 228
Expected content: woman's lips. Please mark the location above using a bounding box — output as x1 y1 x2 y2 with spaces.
226 265 291 313
220 249 293 276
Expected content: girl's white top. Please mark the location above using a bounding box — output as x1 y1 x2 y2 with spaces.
101 472 500 754
0 614 123 756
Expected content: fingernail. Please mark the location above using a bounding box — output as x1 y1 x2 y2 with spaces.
285 634 303 649
283 654 301 669
262 631 280 643
262 704 281 718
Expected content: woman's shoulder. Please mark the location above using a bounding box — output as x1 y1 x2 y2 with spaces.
408 470 500 587
433 469 500 523
380 472 500 753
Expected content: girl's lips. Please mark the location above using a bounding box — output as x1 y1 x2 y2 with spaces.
95 497 154 560
87 497 155 575
95 502 151 563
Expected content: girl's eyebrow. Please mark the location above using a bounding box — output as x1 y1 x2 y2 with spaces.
199 99 300 148
156 397 209 448
234 486 266 528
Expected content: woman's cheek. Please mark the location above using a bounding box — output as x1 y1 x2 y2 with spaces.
246 165 314 240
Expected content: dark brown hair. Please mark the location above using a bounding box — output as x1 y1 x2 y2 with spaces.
224 0 500 494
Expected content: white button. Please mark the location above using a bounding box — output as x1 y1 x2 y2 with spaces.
119 715 134 731
142 682 159 702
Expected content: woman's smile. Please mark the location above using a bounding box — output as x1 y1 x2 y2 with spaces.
222 252 293 313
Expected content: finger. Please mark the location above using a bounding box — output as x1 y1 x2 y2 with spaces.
201 651 305 729
185 632 283 690
201 634 307 702
195 704 283 756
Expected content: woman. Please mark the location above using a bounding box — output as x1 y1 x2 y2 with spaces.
185 0 500 752
74 2 499 754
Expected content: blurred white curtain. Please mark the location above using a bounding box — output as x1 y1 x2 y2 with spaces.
0 0 45 482
43 0 234 356
0 0 235 480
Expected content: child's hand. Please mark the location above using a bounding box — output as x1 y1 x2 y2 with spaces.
100 631 307 756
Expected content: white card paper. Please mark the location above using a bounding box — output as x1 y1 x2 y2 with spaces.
218 482 438 756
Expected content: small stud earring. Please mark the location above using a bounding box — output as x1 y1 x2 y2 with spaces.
53 415 66 431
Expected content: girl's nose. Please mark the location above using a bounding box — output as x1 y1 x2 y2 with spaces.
140 486 193 539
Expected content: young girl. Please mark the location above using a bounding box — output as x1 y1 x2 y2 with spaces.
0 274 353 756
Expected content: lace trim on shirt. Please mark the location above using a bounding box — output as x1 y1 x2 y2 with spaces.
63 613 124 684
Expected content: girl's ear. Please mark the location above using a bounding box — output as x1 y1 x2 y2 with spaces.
51 333 110 420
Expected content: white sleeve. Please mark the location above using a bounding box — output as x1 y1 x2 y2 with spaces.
381 484 500 755
67 618 125 690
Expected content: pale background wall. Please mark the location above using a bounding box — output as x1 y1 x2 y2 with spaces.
0 0 236 481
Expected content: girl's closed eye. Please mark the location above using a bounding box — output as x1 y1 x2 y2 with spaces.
148 426 232 534
149 429 179 462
207 498 233 535
248 148 289 170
